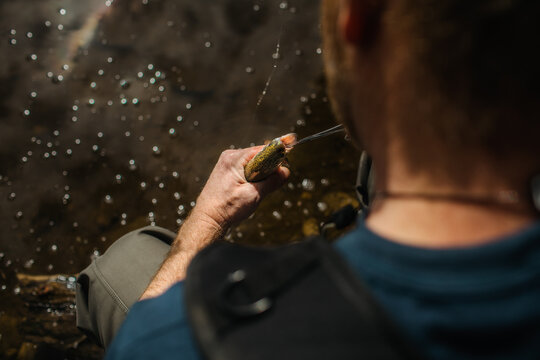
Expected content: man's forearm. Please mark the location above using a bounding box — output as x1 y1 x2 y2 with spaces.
138 147 289 301
139 210 225 300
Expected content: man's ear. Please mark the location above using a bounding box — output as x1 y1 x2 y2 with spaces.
339 0 381 48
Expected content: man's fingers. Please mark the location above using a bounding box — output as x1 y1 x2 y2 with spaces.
218 146 265 168
251 166 290 197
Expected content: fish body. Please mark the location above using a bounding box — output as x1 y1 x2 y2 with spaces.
245 133 297 182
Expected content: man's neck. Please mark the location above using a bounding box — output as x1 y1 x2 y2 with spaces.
365 149 538 248
366 198 537 248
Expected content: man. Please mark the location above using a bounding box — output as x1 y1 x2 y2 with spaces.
76 0 540 358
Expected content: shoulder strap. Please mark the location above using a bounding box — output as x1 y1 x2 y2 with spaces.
184 238 422 360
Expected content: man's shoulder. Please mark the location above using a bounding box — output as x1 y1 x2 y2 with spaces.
105 282 199 360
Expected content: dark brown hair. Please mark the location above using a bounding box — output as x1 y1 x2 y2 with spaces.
397 0 540 155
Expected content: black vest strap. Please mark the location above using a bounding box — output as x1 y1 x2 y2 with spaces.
184 237 423 360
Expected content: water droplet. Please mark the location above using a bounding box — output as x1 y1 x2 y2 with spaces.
29 54 38 61
8 192 16 201
98 69 105 76
185 103 192 110
172 171 180 178
147 64 154 70
107 57 114 63
245 66 254 74
284 200 293 208
176 115 183 122
23 109 30 116
24 259 34 269
10 29 16 35
272 210 282 220
128 159 137 171
120 79 130 88
152 145 161 156
320 178 330 186
132 98 139 105
51 244 58 252
173 192 181 200
62 193 71 205
137 71 144 78
90 82 97 89
115 174 123 184
301 179 315 191
57 24 64 31
279 1 288 10
91 249 100 260
316 47 322 55
140 181 147 190
177 205 186 216
104 194 113 204
204 41 212 48
59 8 67 15
317 202 328 212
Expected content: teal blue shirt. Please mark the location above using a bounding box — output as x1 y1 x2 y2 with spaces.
106 222 540 359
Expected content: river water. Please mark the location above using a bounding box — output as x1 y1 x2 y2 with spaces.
0 0 359 358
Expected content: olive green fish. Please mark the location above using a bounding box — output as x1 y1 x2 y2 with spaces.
244 133 297 182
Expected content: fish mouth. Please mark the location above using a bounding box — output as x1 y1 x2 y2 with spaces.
278 133 297 150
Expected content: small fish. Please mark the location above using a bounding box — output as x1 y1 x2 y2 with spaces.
244 125 345 182
244 133 297 182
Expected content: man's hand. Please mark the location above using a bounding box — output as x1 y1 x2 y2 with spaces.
140 146 290 300
195 146 290 229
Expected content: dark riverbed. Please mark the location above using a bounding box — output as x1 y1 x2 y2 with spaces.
0 0 359 358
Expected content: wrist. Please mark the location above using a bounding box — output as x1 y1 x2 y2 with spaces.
174 208 228 253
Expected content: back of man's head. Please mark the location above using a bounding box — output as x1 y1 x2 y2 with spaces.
323 0 540 186
399 0 540 155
